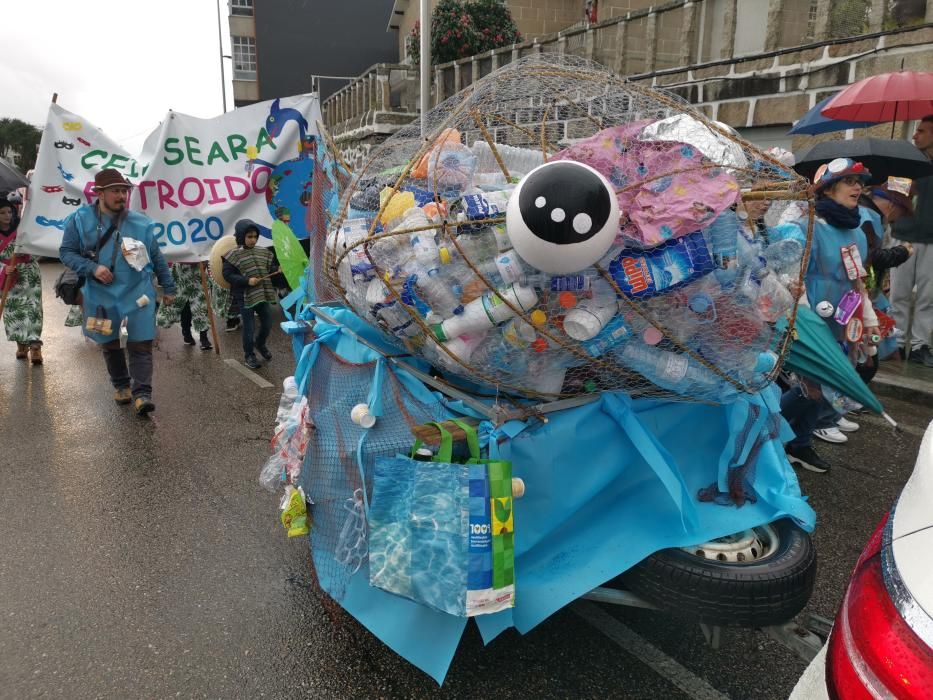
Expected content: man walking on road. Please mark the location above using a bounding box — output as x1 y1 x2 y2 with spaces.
890 115 933 367
59 169 176 415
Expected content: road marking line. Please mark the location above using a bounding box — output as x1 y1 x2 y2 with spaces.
573 601 730 700
224 359 274 388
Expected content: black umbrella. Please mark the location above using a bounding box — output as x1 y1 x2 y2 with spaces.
0 157 29 192
793 138 933 184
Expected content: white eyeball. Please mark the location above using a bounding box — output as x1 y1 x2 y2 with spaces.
506 161 619 274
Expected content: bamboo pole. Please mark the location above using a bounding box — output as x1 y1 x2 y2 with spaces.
199 262 221 355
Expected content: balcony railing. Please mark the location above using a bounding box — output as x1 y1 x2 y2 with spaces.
321 0 933 140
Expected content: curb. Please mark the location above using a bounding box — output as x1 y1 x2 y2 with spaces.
871 369 933 405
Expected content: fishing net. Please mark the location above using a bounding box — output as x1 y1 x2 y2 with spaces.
312 53 812 404
296 344 449 602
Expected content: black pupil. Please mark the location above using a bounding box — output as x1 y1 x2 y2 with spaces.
517 162 612 245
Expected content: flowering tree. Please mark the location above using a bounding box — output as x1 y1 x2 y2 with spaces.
408 0 521 66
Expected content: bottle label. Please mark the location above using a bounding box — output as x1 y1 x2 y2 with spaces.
608 230 714 298
661 353 689 381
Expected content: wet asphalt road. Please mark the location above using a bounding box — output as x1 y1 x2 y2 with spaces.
2 262 932 699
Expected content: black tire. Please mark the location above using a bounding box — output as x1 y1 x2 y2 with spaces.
619 518 816 628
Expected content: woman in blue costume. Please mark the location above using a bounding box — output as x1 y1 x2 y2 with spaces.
59 169 176 415
780 158 878 474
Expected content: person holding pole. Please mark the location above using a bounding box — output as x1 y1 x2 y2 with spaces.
59 169 176 416
0 198 44 364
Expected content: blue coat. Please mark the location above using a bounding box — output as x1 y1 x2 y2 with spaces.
796 214 867 340
60 204 175 343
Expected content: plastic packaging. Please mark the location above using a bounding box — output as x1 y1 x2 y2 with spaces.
276 376 300 424
366 278 419 337
427 142 477 194
763 238 803 276
280 485 310 538
702 210 739 288
334 488 368 574
608 230 715 298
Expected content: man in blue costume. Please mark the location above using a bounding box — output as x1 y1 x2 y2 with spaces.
60 169 176 416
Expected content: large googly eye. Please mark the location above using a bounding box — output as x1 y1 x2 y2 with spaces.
506 161 619 274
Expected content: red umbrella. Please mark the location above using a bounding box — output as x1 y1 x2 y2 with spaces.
821 71 933 122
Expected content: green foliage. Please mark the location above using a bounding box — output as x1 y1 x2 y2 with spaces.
469 0 521 54
409 0 522 67
0 118 42 171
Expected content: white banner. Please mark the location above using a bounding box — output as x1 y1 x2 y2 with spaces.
19 95 322 262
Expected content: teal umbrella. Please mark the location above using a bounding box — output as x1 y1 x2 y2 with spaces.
776 304 885 415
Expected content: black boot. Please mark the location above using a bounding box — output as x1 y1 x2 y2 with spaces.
199 331 213 351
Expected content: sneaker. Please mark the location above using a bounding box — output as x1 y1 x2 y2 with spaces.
134 396 156 416
836 416 860 433
199 332 213 351
257 345 272 360
786 444 831 473
906 345 933 367
244 355 261 370
113 386 133 404
813 427 848 444
225 318 241 332
182 335 196 346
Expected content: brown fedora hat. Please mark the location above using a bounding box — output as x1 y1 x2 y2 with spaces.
94 168 134 191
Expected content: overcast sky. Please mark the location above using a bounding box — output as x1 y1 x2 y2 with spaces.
4 0 232 154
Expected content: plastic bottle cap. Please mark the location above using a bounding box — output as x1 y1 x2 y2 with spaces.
688 294 711 314
584 379 597 393
531 338 548 353
438 247 452 265
530 309 547 327
643 327 664 345
558 291 577 309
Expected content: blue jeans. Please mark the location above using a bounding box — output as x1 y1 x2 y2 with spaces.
240 302 271 358
780 385 838 448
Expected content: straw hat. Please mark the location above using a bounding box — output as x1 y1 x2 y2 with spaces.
208 235 238 289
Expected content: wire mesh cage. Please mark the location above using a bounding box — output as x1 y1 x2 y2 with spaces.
313 54 813 404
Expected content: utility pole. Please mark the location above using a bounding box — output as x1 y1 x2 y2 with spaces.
216 0 228 112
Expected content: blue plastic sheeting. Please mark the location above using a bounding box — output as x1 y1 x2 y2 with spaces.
289 305 816 684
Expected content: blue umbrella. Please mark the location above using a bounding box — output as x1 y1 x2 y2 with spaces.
788 95 877 135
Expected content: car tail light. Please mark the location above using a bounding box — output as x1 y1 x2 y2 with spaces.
826 513 933 699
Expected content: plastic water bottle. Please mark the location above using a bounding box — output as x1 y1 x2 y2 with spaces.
763 238 803 276
703 210 740 289
615 341 736 400
426 332 487 373
431 283 538 341
412 266 464 317
524 350 572 395
449 231 502 289
494 248 525 284
472 319 537 376
366 278 419 338
520 272 595 292
736 233 766 282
